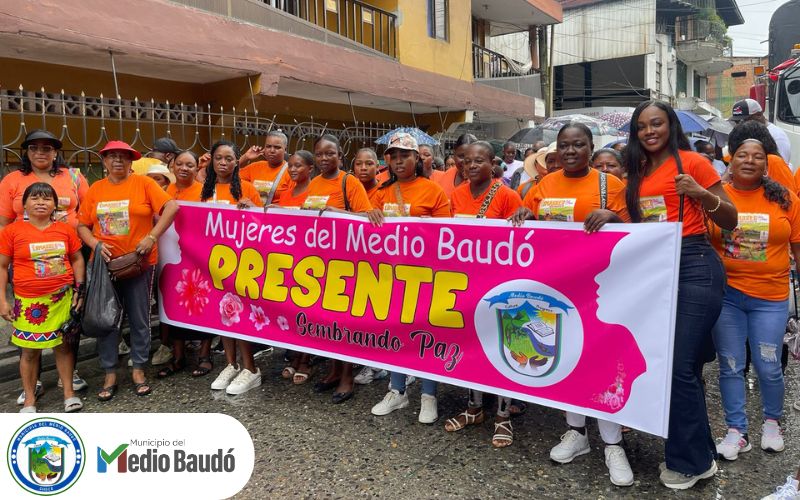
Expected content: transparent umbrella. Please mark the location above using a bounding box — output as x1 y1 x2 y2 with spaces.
540 114 619 136
376 127 439 146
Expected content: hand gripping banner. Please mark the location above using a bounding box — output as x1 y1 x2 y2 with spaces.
158 203 681 437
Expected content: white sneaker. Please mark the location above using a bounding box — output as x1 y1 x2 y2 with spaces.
252 346 274 360
762 419 785 452
118 340 130 355
763 475 800 500
604 445 634 487
371 390 409 416
57 370 88 391
716 428 752 460
151 344 173 365
419 394 438 424
550 429 590 463
211 364 241 390
355 366 384 385
16 381 43 405
225 368 262 395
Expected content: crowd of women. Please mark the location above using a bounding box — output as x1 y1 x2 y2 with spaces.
2 99 798 497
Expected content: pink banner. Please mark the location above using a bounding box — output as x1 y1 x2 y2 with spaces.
158 203 682 436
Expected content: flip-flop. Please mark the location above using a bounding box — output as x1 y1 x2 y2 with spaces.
97 384 118 402
64 396 83 413
282 366 296 380
133 382 152 397
192 357 214 378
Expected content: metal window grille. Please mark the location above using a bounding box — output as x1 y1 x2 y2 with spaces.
428 0 448 41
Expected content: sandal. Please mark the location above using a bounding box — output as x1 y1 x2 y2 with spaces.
97 384 118 402
492 419 513 448
444 409 485 432
64 396 83 413
293 370 311 385
191 357 214 378
281 366 296 380
133 382 152 397
20 405 37 413
157 358 186 379
509 401 527 418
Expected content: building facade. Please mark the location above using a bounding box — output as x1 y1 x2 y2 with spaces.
706 56 769 115
0 0 561 175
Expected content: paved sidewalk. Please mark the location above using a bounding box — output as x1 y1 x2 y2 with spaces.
1 349 797 499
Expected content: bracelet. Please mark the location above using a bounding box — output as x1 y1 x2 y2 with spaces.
146 234 158 243
705 194 722 213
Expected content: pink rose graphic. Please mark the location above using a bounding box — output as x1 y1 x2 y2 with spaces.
277 315 289 331
219 292 244 326
249 305 270 331
176 268 211 316
593 362 626 410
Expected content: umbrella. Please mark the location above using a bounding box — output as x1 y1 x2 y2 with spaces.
704 116 733 146
540 114 619 136
376 127 439 146
619 110 710 134
507 127 544 145
599 111 632 129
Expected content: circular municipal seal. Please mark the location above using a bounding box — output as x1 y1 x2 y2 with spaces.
475 279 584 387
7 418 84 495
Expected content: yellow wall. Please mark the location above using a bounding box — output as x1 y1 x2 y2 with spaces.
395 0 473 81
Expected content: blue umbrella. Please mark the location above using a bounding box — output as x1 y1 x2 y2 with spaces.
376 127 439 146
619 110 710 134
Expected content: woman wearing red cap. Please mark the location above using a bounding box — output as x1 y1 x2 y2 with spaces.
77 140 179 401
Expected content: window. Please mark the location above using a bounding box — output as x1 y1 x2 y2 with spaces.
428 0 448 41
731 71 747 78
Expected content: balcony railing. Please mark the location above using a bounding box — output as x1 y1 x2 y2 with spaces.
674 16 728 46
262 0 397 58
472 43 537 79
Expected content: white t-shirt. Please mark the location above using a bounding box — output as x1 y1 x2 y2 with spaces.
502 160 524 180
767 122 793 169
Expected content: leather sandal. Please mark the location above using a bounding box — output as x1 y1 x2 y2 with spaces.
492 419 513 448
444 409 485 432
97 384 118 402
191 357 213 378
157 357 186 379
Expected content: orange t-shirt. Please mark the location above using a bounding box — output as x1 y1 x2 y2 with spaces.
0 168 89 228
166 181 203 202
0 220 82 297
240 161 291 204
767 154 796 193
78 174 171 265
436 166 468 199
709 184 800 301
202 181 264 207
276 181 310 209
523 168 629 223
372 177 450 217
516 177 540 199
305 171 372 212
450 181 522 219
430 169 445 183
376 170 390 184
638 150 720 237
364 183 382 208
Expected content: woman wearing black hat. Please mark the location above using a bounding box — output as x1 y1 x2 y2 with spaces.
0 129 91 404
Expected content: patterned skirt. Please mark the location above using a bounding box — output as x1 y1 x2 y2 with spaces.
10 286 72 350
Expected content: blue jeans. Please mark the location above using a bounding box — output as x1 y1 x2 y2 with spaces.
665 236 725 476
713 285 787 432
389 372 436 396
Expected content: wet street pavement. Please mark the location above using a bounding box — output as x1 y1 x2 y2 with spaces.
1 347 797 499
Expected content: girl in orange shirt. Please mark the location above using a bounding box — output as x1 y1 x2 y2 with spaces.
709 138 800 460
158 151 215 379
201 141 265 396
419 144 444 183
369 132 449 425
353 148 382 208
303 135 374 403
445 141 523 448
623 100 736 489
435 133 477 198
511 125 632 486
276 151 314 209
